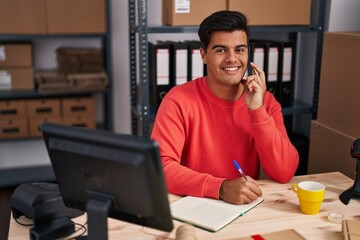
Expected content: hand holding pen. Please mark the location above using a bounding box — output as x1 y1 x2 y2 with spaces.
219 160 262 205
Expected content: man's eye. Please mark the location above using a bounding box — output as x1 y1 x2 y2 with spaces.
237 48 246 53
215 48 225 53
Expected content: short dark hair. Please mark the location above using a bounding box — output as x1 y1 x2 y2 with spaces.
198 10 249 50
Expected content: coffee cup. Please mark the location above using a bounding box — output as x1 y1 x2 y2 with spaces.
291 181 325 215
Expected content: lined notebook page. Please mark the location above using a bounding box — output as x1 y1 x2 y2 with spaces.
171 196 264 232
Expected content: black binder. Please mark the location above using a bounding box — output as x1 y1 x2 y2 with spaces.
148 41 173 111
263 41 281 101
249 41 266 74
165 41 189 86
279 42 295 107
186 40 206 81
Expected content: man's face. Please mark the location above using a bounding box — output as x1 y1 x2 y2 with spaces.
200 30 248 88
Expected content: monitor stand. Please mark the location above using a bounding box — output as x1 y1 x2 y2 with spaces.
76 192 113 240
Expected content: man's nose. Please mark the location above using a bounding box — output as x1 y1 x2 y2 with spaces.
225 50 237 61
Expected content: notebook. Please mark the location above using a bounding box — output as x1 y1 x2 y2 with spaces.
170 196 264 232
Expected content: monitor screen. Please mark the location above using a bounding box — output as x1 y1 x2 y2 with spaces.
41 123 173 239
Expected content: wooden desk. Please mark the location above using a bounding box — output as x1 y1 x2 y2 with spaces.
8 172 360 240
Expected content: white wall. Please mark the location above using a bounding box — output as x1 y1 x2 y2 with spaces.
327 0 360 32
111 0 131 134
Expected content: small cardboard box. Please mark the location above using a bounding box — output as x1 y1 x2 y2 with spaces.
0 44 33 67
28 116 63 138
308 120 356 179
0 118 29 139
227 0 311 26
162 0 226 26
342 219 360 240
0 0 47 34
46 0 106 34
63 115 96 129
317 32 360 137
0 68 34 91
61 97 96 117
26 99 61 117
0 100 27 119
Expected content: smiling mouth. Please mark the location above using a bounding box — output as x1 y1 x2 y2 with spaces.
222 66 240 72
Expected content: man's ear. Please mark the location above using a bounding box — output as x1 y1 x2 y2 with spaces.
200 47 207 64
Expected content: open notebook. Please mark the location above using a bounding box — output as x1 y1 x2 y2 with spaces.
171 196 263 232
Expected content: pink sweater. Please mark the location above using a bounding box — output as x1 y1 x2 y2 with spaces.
151 77 299 199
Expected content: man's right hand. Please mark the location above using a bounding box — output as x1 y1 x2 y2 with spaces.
219 177 262 205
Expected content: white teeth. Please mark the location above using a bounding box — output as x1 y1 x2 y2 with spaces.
223 67 238 71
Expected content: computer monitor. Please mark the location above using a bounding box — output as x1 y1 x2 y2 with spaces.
40 123 174 239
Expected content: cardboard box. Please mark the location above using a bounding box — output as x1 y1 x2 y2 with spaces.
26 99 61 117
61 97 95 117
0 0 46 34
0 44 33 67
342 219 360 240
0 118 29 139
63 115 96 129
162 0 226 26
0 100 27 119
46 0 106 34
227 0 311 26
317 32 360 137
28 116 63 138
308 120 356 179
0 68 34 91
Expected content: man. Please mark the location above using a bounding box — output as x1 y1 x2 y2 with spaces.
151 10 299 205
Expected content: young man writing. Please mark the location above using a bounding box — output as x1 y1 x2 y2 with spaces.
151 10 299 205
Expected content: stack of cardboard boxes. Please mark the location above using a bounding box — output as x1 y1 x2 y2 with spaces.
0 44 34 91
0 100 28 139
0 96 96 140
162 0 311 26
308 32 360 179
61 97 96 130
36 47 108 94
27 98 63 138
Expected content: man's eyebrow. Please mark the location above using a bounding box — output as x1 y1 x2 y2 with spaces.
211 44 226 50
211 44 248 50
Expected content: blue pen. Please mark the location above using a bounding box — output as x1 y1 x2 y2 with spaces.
233 160 248 181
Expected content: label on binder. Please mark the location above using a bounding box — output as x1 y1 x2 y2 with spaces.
268 47 279 82
156 49 170 85
282 47 292 82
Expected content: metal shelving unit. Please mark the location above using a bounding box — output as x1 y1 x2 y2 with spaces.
130 0 326 138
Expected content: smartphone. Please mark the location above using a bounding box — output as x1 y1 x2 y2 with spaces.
247 43 252 77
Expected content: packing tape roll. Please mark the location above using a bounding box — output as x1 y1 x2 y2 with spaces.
327 211 344 224
175 224 198 240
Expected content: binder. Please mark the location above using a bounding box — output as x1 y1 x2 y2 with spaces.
148 41 173 111
279 42 295 107
249 41 266 73
168 41 189 85
186 41 206 81
264 41 281 100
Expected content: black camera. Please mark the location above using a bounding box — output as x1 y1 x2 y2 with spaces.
339 138 360 205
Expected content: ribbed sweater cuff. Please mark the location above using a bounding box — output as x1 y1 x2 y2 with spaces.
248 105 269 123
203 177 225 199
